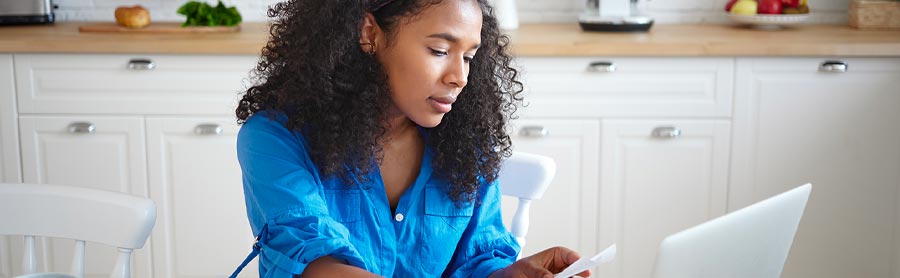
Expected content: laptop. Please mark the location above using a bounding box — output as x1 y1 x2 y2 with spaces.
651 183 812 278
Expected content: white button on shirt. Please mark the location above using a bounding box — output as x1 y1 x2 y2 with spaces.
394 213 404 222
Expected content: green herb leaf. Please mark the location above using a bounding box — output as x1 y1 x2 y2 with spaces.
176 0 242 27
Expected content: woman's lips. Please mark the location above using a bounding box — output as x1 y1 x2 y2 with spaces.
429 96 456 113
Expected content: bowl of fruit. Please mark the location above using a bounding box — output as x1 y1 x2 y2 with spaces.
725 0 810 29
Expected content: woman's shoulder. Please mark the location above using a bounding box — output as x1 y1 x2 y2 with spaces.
243 110 288 128
237 110 309 152
240 110 299 134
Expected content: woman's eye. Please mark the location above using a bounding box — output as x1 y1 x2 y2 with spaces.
463 56 474 63
430 48 448 56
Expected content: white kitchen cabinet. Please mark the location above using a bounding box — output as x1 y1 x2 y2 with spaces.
730 58 900 278
501 119 600 257
4 53 260 278
2 51 897 278
0 53 18 278
0 54 18 184
514 57 734 277
146 117 256 278
595 119 731 278
18 115 152 278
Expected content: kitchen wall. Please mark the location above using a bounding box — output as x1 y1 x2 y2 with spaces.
53 0 849 24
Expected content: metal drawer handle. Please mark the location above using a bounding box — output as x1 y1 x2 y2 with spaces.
651 126 681 138
67 122 95 134
520 126 549 137
819 60 848 73
586 61 616 73
194 124 222 135
127 59 156 70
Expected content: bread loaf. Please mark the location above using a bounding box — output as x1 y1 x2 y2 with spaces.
115 5 151 28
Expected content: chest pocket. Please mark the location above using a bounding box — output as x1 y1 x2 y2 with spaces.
322 189 361 224
420 185 474 275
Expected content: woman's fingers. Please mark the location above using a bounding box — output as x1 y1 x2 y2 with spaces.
499 247 591 278
529 267 554 278
577 269 592 277
547 246 580 272
543 246 592 277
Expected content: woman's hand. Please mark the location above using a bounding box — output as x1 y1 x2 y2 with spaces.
490 246 591 278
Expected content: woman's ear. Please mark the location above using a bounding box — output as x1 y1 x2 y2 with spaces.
359 13 381 53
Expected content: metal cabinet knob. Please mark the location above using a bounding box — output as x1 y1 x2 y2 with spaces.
520 126 549 137
194 124 222 135
127 59 155 70
587 61 616 73
651 126 681 138
67 122 95 134
819 60 848 73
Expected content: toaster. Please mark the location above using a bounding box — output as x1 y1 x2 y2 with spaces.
0 0 55 25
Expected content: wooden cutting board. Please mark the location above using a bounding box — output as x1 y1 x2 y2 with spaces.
79 22 240 33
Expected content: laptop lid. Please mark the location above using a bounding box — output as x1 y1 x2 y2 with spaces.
651 183 812 278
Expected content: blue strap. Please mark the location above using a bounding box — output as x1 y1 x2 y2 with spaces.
230 225 267 278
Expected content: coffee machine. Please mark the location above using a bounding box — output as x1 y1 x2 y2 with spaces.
578 0 653 32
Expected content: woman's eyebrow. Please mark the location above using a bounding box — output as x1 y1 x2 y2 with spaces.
426 33 481 50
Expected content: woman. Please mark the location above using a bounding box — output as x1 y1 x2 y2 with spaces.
234 0 591 277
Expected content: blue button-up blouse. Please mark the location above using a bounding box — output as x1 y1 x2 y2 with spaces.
236 111 520 277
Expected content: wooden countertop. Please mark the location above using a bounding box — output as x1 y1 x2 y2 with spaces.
0 22 268 55
1 22 899 56
507 23 900 57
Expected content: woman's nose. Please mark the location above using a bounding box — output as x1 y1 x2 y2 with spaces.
443 57 468 88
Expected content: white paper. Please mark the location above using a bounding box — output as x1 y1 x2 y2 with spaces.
554 244 616 278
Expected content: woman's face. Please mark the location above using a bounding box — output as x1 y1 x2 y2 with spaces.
372 0 483 128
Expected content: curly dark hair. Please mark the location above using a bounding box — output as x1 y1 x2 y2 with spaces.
236 0 523 204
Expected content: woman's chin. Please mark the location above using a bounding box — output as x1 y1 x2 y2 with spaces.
412 115 445 128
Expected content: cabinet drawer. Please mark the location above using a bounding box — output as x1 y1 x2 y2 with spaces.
14 54 258 115
515 57 733 118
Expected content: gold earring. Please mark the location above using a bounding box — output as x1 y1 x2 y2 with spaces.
360 42 376 56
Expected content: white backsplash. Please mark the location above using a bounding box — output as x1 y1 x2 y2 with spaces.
53 0 850 24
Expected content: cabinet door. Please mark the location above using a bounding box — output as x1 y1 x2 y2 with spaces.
597 119 731 278
18 115 151 278
731 58 900 278
501 119 600 258
0 54 19 278
146 117 256 278
0 53 18 183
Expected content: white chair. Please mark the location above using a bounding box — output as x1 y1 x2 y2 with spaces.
498 151 556 259
0 183 156 278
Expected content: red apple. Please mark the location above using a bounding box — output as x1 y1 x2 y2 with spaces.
781 0 801 8
758 0 783 14
725 0 739 12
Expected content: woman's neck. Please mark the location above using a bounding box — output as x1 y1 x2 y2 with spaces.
383 114 417 144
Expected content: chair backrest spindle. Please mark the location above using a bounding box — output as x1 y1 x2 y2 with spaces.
111 247 134 278
71 240 85 278
23 235 36 274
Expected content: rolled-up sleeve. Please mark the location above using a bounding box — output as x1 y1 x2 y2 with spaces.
237 113 367 276
445 180 521 277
